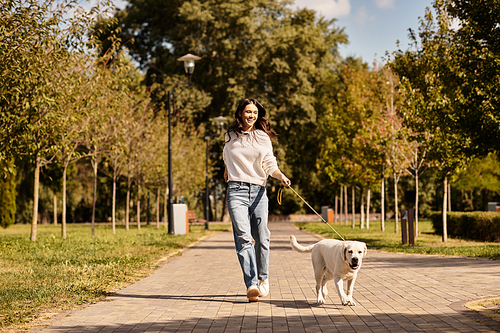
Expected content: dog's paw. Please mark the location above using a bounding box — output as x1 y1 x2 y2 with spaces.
340 295 350 306
317 297 326 305
342 298 356 306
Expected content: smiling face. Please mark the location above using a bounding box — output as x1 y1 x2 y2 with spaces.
240 103 259 132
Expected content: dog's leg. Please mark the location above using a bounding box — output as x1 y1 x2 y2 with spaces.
313 258 327 305
334 276 350 306
345 276 357 306
315 268 327 305
321 270 334 298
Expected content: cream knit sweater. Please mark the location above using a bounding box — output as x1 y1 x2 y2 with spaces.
223 129 279 186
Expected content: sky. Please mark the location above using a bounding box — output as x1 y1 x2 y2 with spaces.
82 0 435 64
292 0 435 63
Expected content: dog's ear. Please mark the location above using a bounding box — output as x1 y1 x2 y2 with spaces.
363 244 368 258
342 244 348 262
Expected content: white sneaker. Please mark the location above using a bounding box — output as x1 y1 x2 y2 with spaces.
247 285 260 302
258 279 269 297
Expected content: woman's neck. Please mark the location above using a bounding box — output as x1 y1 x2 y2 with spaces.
242 126 254 132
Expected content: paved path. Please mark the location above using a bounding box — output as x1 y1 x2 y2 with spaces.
32 222 500 333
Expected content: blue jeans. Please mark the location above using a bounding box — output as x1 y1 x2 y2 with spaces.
227 181 270 289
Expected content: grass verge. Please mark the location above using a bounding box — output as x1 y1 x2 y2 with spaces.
296 219 500 259
465 297 500 322
0 223 230 332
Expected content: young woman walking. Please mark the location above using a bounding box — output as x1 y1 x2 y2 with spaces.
223 98 290 302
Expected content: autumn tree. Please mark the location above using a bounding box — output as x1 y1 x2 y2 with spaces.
321 60 392 230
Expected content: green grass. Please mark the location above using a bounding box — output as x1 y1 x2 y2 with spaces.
0 223 230 331
296 220 500 259
3 220 498 331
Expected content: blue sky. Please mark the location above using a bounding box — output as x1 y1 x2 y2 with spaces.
82 0 435 64
293 0 435 62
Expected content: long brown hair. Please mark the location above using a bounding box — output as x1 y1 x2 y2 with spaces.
226 98 277 142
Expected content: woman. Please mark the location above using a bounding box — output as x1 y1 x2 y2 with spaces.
223 98 291 302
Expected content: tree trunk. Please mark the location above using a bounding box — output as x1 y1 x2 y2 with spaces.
164 186 168 228
443 176 448 243
126 178 131 231
221 188 228 222
415 172 419 237
137 182 141 231
334 193 338 224
62 164 67 239
351 186 355 229
339 187 343 225
394 172 399 233
366 184 371 230
156 187 160 229
112 173 117 234
381 174 385 232
53 194 57 226
343 185 348 226
91 154 98 236
30 156 40 241
448 183 451 212
222 197 231 223
146 192 150 225
360 187 365 229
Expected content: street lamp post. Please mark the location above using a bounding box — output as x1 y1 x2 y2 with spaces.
204 116 228 230
167 53 201 234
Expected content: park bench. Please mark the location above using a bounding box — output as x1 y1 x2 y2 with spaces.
186 210 207 232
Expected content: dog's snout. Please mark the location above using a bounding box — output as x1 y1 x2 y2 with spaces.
351 257 359 265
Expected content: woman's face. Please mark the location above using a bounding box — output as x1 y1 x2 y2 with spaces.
240 103 258 131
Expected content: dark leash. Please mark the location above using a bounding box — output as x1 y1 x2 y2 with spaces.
278 185 346 242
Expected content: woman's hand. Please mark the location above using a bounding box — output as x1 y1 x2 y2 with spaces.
272 170 291 187
280 174 291 187
224 166 228 182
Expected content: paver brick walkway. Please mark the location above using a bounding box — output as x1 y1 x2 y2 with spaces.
31 222 500 332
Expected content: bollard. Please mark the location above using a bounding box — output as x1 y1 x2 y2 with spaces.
401 209 408 245
408 208 415 246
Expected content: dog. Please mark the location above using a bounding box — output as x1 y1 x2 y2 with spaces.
290 235 367 306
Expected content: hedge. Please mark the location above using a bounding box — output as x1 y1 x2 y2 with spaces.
430 211 500 242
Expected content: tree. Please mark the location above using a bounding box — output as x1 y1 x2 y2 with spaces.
54 54 99 239
321 61 390 230
82 74 116 236
1 0 114 240
444 0 500 156
103 0 348 214
391 1 471 241
261 8 348 210
0 0 76 240
454 153 500 209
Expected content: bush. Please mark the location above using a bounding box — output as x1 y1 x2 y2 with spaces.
430 211 500 242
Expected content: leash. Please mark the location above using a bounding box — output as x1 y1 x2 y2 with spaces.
278 185 346 242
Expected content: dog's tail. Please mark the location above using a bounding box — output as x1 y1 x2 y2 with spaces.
290 235 315 253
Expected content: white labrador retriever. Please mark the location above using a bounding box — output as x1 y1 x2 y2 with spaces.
290 235 367 306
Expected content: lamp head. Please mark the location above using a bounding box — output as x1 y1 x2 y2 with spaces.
177 53 201 75
213 115 228 131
